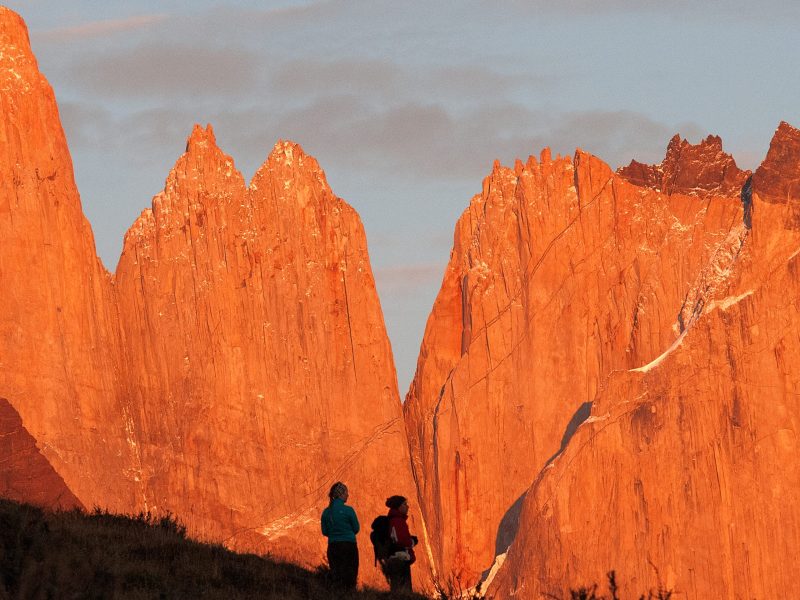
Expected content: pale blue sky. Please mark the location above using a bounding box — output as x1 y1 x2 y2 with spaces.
8 0 800 393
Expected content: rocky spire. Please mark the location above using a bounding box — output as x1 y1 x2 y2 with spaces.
618 133 750 196
753 121 800 203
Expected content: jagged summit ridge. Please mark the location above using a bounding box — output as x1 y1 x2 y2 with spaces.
753 120 800 204
185 122 217 152
252 138 331 196
618 132 749 196
125 126 341 255
0 6 35 69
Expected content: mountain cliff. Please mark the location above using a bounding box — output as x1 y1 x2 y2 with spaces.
403 138 750 585
4 5 800 597
0 6 136 511
0 7 421 588
490 123 800 599
113 125 421 576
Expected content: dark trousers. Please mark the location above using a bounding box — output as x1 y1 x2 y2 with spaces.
327 541 359 590
383 557 413 594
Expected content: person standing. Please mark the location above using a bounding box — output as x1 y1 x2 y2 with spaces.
383 495 417 594
321 481 360 590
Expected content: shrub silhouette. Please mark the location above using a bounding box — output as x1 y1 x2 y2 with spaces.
564 571 673 600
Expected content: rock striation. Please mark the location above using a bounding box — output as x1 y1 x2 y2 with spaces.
0 7 422 588
404 136 755 586
490 123 800 599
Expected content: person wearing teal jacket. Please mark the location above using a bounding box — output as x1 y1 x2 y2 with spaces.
321 481 360 590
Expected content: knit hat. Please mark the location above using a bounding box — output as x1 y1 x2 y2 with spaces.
385 495 407 510
329 481 348 501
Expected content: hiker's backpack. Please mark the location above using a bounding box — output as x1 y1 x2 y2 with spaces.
369 515 394 564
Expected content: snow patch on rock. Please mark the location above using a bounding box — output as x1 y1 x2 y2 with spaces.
705 290 754 313
630 330 687 373
258 510 316 540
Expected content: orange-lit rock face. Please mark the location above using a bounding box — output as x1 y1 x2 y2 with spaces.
618 133 750 196
0 8 420 588
488 125 800 599
753 121 800 204
404 141 750 584
113 126 422 583
0 7 135 510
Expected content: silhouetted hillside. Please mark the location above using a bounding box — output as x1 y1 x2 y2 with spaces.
0 499 427 599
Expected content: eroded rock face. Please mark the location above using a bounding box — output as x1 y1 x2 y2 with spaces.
490 148 800 597
618 134 750 197
0 8 421 588
113 126 423 583
753 121 800 204
0 6 136 511
404 144 751 584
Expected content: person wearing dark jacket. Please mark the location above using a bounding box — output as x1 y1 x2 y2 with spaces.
383 495 417 594
321 482 360 590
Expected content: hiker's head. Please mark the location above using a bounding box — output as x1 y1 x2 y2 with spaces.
329 481 348 502
386 495 409 514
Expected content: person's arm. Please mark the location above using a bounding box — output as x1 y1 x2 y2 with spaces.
321 509 330 537
349 507 360 535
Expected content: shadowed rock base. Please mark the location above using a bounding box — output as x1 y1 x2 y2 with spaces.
0 398 83 510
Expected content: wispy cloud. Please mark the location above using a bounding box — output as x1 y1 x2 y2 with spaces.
201 0 341 33
68 43 260 98
257 0 337 20
375 263 446 286
58 96 707 182
267 99 702 176
35 14 169 42
271 58 538 105
58 102 113 147
273 59 403 97
492 0 800 18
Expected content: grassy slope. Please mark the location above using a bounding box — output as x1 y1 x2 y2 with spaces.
0 499 426 600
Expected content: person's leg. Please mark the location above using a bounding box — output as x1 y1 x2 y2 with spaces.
327 542 345 587
343 542 359 590
385 558 402 592
384 558 412 594
379 559 392 588
399 562 412 593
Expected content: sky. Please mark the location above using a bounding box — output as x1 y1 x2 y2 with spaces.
8 0 800 394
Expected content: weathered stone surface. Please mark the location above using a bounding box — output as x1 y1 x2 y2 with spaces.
491 178 800 598
619 134 750 197
6 5 800 596
404 143 749 585
753 121 800 205
0 7 423 589
0 6 136 511
0 398 83 510
114 126 424 585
